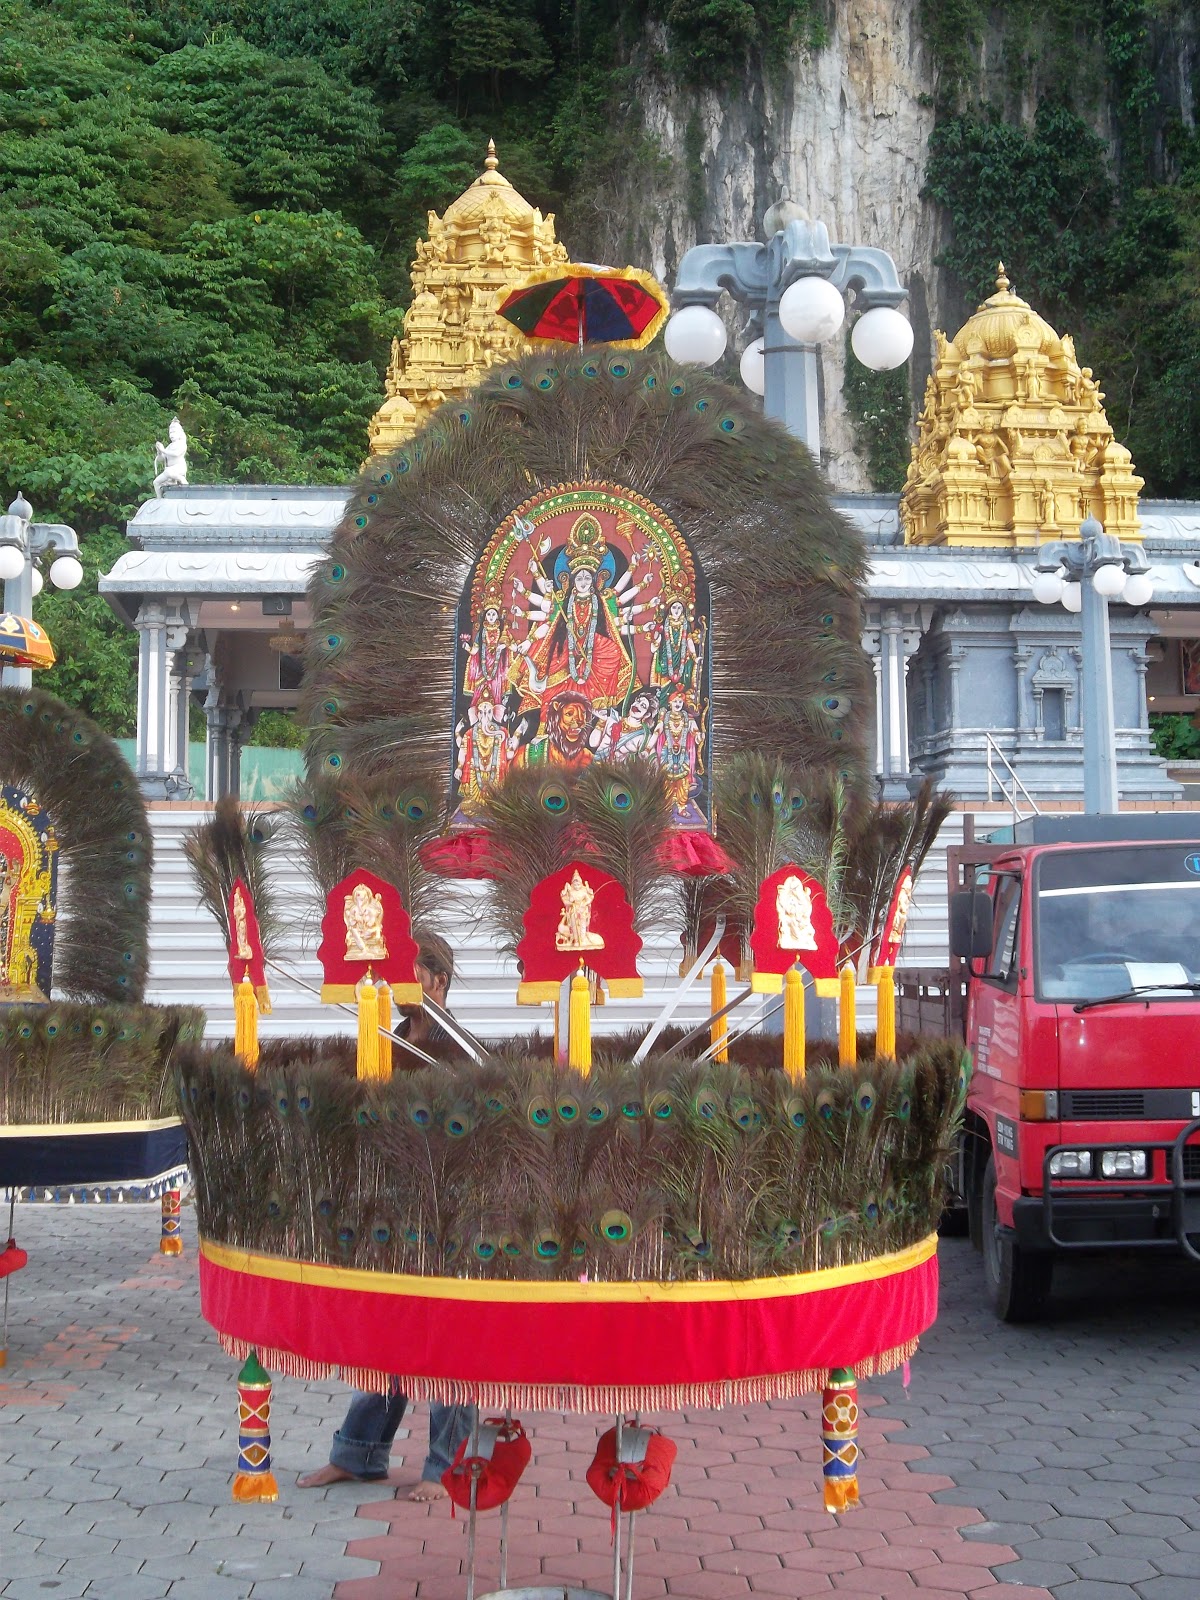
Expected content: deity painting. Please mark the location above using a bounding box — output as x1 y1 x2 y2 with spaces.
777 875 818 952
452 482 712 825
1182 641 1200 697
344 883 388 961
555 869 605 951
0 784 58 1002
232 885 253 961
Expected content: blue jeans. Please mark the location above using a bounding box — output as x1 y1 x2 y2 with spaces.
329 1388 475 1482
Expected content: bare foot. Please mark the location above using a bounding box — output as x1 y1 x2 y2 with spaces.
297 1464 367 1488
408 1479 447 1502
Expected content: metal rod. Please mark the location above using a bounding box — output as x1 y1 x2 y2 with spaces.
633 915 726 1063
499 1407 511 1590
611 1414 623 1600
693 996 783 1064
623 1511 636 1600
465 1409 481 1600
662 986 754 1058
263 957 440 1067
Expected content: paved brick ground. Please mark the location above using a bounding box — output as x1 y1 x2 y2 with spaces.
0 1203 1197 1599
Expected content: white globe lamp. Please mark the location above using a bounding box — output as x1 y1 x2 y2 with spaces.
851 306 914 371
1061 581 1083 614
1122 571 1154 608
739 337 765 395
778 275 844 344
1092 562 1127 598
49 554 84 591
30 566 43 596
664 305 727 367
0 544 24 582
1031 569 1065 606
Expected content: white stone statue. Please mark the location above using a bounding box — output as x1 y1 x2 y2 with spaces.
153 418 188 498
777 874 818 951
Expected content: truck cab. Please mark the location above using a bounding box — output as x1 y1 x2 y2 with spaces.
952 815 1200 1321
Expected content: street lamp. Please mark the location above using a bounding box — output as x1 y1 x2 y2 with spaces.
1031 515 1154 813
0 494 84 689
664 204 913 455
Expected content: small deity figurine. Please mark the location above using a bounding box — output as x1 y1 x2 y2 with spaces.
777 874 818 951
975 417 1012 479
455 692 511 810
344 883 388 961
649 575 704 692
556 869 605 951
232 885 253 961
0 851 19 983
892 877 913 944
1035 480 1059 530
153 418 188 498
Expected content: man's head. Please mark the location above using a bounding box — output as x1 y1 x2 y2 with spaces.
413 928 454 1008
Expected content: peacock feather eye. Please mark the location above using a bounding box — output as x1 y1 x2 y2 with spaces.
539 783 569 814
692 1089 720 1121
267 1192 284 1219
896 1092 912 1121
718 414 742 433
473 1237 497 1261
44 1021 58 1037
527 1095 552 1128
275 1091 289 1116
644 374 657 389
608 358 630 378
648 1092 674 1121
442 1236 462 1261
409 1100 433 1127
373 1223 391 1245
536 375 554 390
500 1233 522 1258
585 1095 609 1123
354 515 368 529
380 471 392 484
534 1229 561 1259
598 1209 633 1244
856 1082 876 1116
823 671 839 684
323 699 339 716
123 881 137 898
790 791 806 814
505 373 523 388
91 1021 108 1038
571 1238 587 1259
863 1196 881 1226
71 729 85 744
485 1094 507 1115
605 783 633 811
404 795 428 821
775 1220 801 1250
366 493 378 505
112 778 125 790
783 1096 807 1130
126 829 143 844
771 781 785 809
236 1085 252 1109
750 787 763 807
815 1089 836 1122
555 1094 580 1124
731 1097 759 1130
355 1107 371 1125
21 700 35 714
324 753 342 770
620 1098 644 1120
337 1224 356 1249
324 634 342 650
581 361 599 378
695 398 709 412
18 1023 32 1038
302 804 318 821
822 695 851 719
396 456 411 474
822 613 834 626
445 1107 473 1138
297 1086 313 1114
329 563 346 582
458 408 472 423
669 381 685 396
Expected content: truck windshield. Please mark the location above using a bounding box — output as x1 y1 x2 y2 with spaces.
1035 845 1200 1002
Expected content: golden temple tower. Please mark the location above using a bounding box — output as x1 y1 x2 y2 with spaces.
900 265 1143 547
368 141 570 454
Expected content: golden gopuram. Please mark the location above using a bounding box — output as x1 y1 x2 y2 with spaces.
368 140 570 455
901 265 1143 548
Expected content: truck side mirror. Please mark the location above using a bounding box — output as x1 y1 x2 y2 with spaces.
950 890 993 960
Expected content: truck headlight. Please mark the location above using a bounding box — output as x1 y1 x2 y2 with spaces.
1048 1149 1093 1177
1100 1149 1147 1179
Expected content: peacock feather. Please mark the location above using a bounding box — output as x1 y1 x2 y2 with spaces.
183 796 281 957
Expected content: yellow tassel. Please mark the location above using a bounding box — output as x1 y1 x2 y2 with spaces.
377 982 393 1078
568 966 592 1075
232 1469 279 1503
876 967 896 1061
783 965 805 1079
838 962 856 1067
234 970 259 1070
710 959 729 1063
356 971 381 1080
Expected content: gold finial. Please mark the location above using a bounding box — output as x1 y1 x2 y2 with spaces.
485 138 498 171
996 261 1010 293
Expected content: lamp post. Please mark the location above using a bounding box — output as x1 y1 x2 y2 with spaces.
0 495 84 689
1031 515 1155 813
663 202 914 455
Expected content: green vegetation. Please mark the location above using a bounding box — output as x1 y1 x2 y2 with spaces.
842 329 911 494
918 1 1200 500
1149 712 1200 762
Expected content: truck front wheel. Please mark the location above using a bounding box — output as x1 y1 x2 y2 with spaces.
981 1155 1054 1322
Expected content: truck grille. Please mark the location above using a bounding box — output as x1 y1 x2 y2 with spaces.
1068 1091 1146 1119
1183 1148 1200 1181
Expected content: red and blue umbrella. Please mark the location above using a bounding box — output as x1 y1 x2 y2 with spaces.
0 613 54 670
497 263 669 350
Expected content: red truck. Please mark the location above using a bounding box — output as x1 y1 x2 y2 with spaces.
901 815 1200 1321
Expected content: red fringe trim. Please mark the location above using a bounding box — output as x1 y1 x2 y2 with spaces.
215 1334 921 1412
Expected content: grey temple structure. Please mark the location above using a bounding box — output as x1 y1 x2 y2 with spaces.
99 484 1200 807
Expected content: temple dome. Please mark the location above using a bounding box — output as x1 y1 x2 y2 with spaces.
442 140 537 228
952 265 1061 360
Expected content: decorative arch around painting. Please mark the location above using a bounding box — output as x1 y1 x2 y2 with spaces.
452 482 712 827
0 785 58 1002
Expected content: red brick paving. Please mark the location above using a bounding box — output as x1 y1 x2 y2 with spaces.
332 1399 1055 1600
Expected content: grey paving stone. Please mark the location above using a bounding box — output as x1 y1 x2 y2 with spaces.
0 1550 62 1583
296 1554 381 1581
1110 1513 1192 1537
1074 1557 1163 1583
1011 1536 1102 1563
1135 1579 1200 1600
91 1576 178 1600
1144 1549 1200 1577
1 1579 91 1600
987 1559 1080 1586
1046 1584 1140 1600
247 1581 335 1600
162 1581 253 1599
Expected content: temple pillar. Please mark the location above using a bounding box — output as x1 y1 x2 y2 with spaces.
205 702 244 801
863 606 923 798
135 599 193 797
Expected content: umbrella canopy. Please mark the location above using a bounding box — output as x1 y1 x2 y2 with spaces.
497 263 669 350
0 613 55 670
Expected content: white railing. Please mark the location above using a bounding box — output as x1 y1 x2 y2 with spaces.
984 734 1042 824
